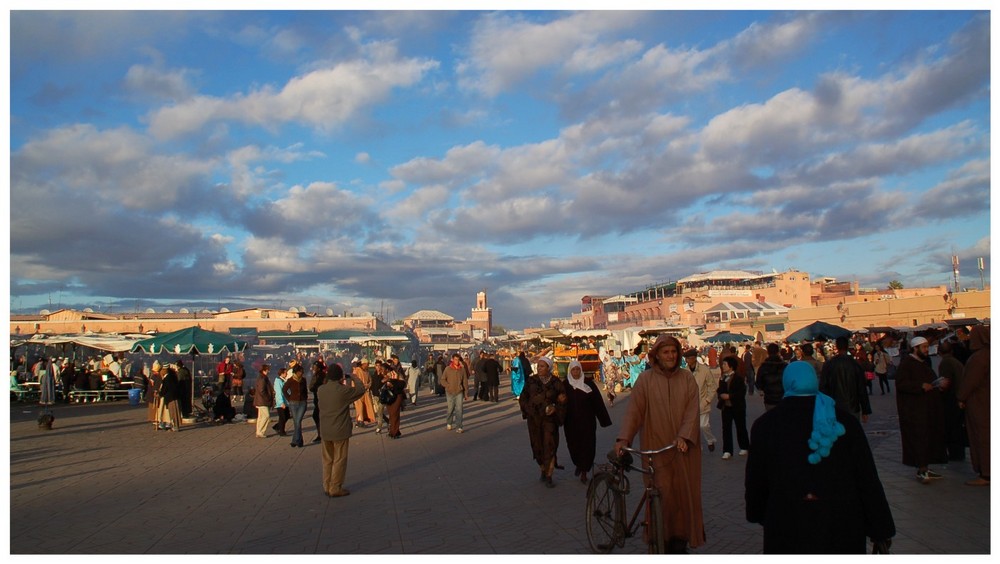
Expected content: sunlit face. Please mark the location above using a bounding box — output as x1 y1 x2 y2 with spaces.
570 366 582 379
537 361 551 377
795 349 804 360
914 343 930 359
656 345 679 371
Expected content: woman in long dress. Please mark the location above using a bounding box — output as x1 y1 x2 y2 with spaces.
563 360 612 483
510 351 529 400
38 358 57 406
518 356 567 488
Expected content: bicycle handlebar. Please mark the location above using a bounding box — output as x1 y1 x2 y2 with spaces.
621 444 676 456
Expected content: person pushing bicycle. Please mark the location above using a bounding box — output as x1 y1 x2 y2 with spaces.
613 334 705 553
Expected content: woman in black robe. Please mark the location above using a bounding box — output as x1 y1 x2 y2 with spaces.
745 361 895 553
562 360 612 483
157 366 182 431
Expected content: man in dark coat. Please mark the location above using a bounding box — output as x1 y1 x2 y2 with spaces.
176 359 193 418
481 352 503 402
820 336 872 422
741 345 755 394
746 361 895 553
317 364 368 497
936 340 968 461
755 343 786 411
895 336 947 483
472 353 488 401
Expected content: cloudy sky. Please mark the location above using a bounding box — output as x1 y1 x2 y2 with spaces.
8 10 991 329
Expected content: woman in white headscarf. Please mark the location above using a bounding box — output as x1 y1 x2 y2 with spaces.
562 360 612 483
518 355 567 488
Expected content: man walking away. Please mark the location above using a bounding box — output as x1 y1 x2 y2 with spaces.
819 337 872 422
483 352 503 402
755 343 787 411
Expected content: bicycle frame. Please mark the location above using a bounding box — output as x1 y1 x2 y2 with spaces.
619 444 673 547
586 443 677 553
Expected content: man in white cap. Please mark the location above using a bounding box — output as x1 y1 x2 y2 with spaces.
895 336 948 484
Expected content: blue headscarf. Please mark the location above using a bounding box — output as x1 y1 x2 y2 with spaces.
783 361 846 464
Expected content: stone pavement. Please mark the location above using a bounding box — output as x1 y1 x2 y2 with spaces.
8 376 990 554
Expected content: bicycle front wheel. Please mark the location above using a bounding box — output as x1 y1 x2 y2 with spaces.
585 472 624 553
647 493 666 554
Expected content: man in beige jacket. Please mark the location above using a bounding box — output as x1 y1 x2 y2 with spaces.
684 348 718 452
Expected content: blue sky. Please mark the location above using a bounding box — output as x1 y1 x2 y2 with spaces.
8 10 992 329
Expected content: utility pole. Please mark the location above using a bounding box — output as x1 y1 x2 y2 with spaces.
978 257 985 290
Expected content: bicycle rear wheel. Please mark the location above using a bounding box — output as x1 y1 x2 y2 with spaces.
646 494 666 554
585 472 624 553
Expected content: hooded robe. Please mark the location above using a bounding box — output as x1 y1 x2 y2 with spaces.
957 326 990 478
618 335 705 548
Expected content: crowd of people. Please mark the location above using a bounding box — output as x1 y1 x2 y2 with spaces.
11 323 989 554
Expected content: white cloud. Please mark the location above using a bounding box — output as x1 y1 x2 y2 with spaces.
719 13 825 70
458 11 641 96
13 123 216 210
147 50 439 138
355 152 372 164
564 39 644 74
391 141 501 186
385 185 451 222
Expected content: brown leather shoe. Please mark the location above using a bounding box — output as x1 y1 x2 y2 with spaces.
966 477 990 486
328 489 351 497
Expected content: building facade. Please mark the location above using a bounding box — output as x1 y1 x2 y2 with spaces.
553 268 989 342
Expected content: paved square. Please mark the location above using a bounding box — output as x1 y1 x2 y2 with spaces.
9 379 989 554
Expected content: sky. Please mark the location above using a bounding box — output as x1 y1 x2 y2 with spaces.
7 9 993 330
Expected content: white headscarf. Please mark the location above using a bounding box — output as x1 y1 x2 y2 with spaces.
566 360 590 393
535 356 554 383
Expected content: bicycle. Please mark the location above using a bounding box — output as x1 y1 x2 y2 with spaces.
585 444 675 553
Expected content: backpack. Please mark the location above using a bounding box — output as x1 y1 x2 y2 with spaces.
377 382 398 405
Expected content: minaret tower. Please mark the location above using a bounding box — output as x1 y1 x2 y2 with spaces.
471 289 493 338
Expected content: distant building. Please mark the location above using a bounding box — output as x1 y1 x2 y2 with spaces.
402 290 493 347
549 268 990 341
10 307 386 337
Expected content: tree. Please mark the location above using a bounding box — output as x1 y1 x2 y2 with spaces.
492 325 507 336
888 280 904 289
